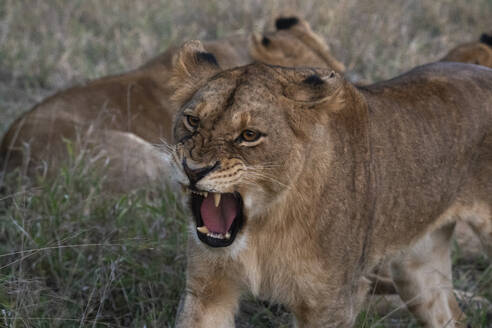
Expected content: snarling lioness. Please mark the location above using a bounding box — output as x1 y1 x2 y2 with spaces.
168 41 492 327
0 16 343 191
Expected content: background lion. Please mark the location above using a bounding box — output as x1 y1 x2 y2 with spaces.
441 32 492 68
0 16 343 192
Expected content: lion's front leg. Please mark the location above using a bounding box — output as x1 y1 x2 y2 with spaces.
292 309 355 328
291 275 371 328
175 245 242 328
175 287 240 328
291 297 362 328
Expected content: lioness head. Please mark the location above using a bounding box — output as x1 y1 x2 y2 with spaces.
249 16 345 73
169 41 346 248
441 32 492 68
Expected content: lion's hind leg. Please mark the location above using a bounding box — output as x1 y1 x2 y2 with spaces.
458 200 492 259
390 223 466 327
460 134 492 258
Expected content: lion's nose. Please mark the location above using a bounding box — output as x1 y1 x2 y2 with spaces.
182 158 220 187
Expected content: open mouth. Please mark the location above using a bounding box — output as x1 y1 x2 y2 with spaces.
189 190 244 247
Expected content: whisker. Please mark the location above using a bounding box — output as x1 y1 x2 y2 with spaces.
242 169 291 189
153 139 175 155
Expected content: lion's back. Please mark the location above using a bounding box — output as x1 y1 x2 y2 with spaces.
361 62 492 117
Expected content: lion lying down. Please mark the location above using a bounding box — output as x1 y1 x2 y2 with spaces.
0 16 344 191
167 41 492 327
441 32 492 68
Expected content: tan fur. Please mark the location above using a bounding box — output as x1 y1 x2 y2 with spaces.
452 201 492 257
441 38 492 69
0 17 343 191
390 223 463 326
169 41 492 327
249 17 345 73
367 34 492 305
438 34 492 259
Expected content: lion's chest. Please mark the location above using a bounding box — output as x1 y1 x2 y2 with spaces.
236 237 327 305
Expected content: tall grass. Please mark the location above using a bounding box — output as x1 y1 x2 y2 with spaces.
1 0 491 326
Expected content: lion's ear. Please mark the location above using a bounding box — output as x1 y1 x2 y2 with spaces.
275 16 345 73
170 40 221 107
284 70 345 111
480 33 492 46
275 16 300 30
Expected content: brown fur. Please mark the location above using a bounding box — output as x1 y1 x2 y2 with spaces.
249 16 345 73
441 34 492 69
363 33 492 313
169 41 492 327
0 17 343 191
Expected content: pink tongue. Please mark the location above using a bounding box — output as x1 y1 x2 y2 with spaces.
200 193 238 235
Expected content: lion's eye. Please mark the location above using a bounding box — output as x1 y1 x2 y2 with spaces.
240 129 261 142
184 115 200 130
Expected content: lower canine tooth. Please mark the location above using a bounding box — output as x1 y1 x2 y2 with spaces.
225 232 231 239
197 226 209 234
214 193 221 207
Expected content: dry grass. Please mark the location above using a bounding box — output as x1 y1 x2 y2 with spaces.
1 0 491 135
1 0 491 326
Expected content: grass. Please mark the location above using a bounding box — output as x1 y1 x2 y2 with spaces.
1 0 492 326
0 157 189 327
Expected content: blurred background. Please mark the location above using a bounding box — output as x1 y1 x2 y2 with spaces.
2 0 492 135
0 0 491 327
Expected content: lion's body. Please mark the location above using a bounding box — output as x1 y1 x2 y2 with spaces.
168 41 492 327
0 17 343 191
363 33 492 298
0 66 175 189
358 64 492 256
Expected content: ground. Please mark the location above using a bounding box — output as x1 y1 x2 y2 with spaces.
0 0 491 327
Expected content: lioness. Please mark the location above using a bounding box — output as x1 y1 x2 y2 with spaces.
0 16 343 191
168 41 492 327
441 32 492 68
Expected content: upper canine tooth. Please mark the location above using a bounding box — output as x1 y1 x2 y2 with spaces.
214 193 221 207
197 226 209 234
203 192 208 197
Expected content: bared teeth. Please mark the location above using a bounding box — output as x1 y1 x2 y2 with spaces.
202 231 231 240
190 190 208 197
214 193 221 207
207 232 225 239
197 226 209 234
